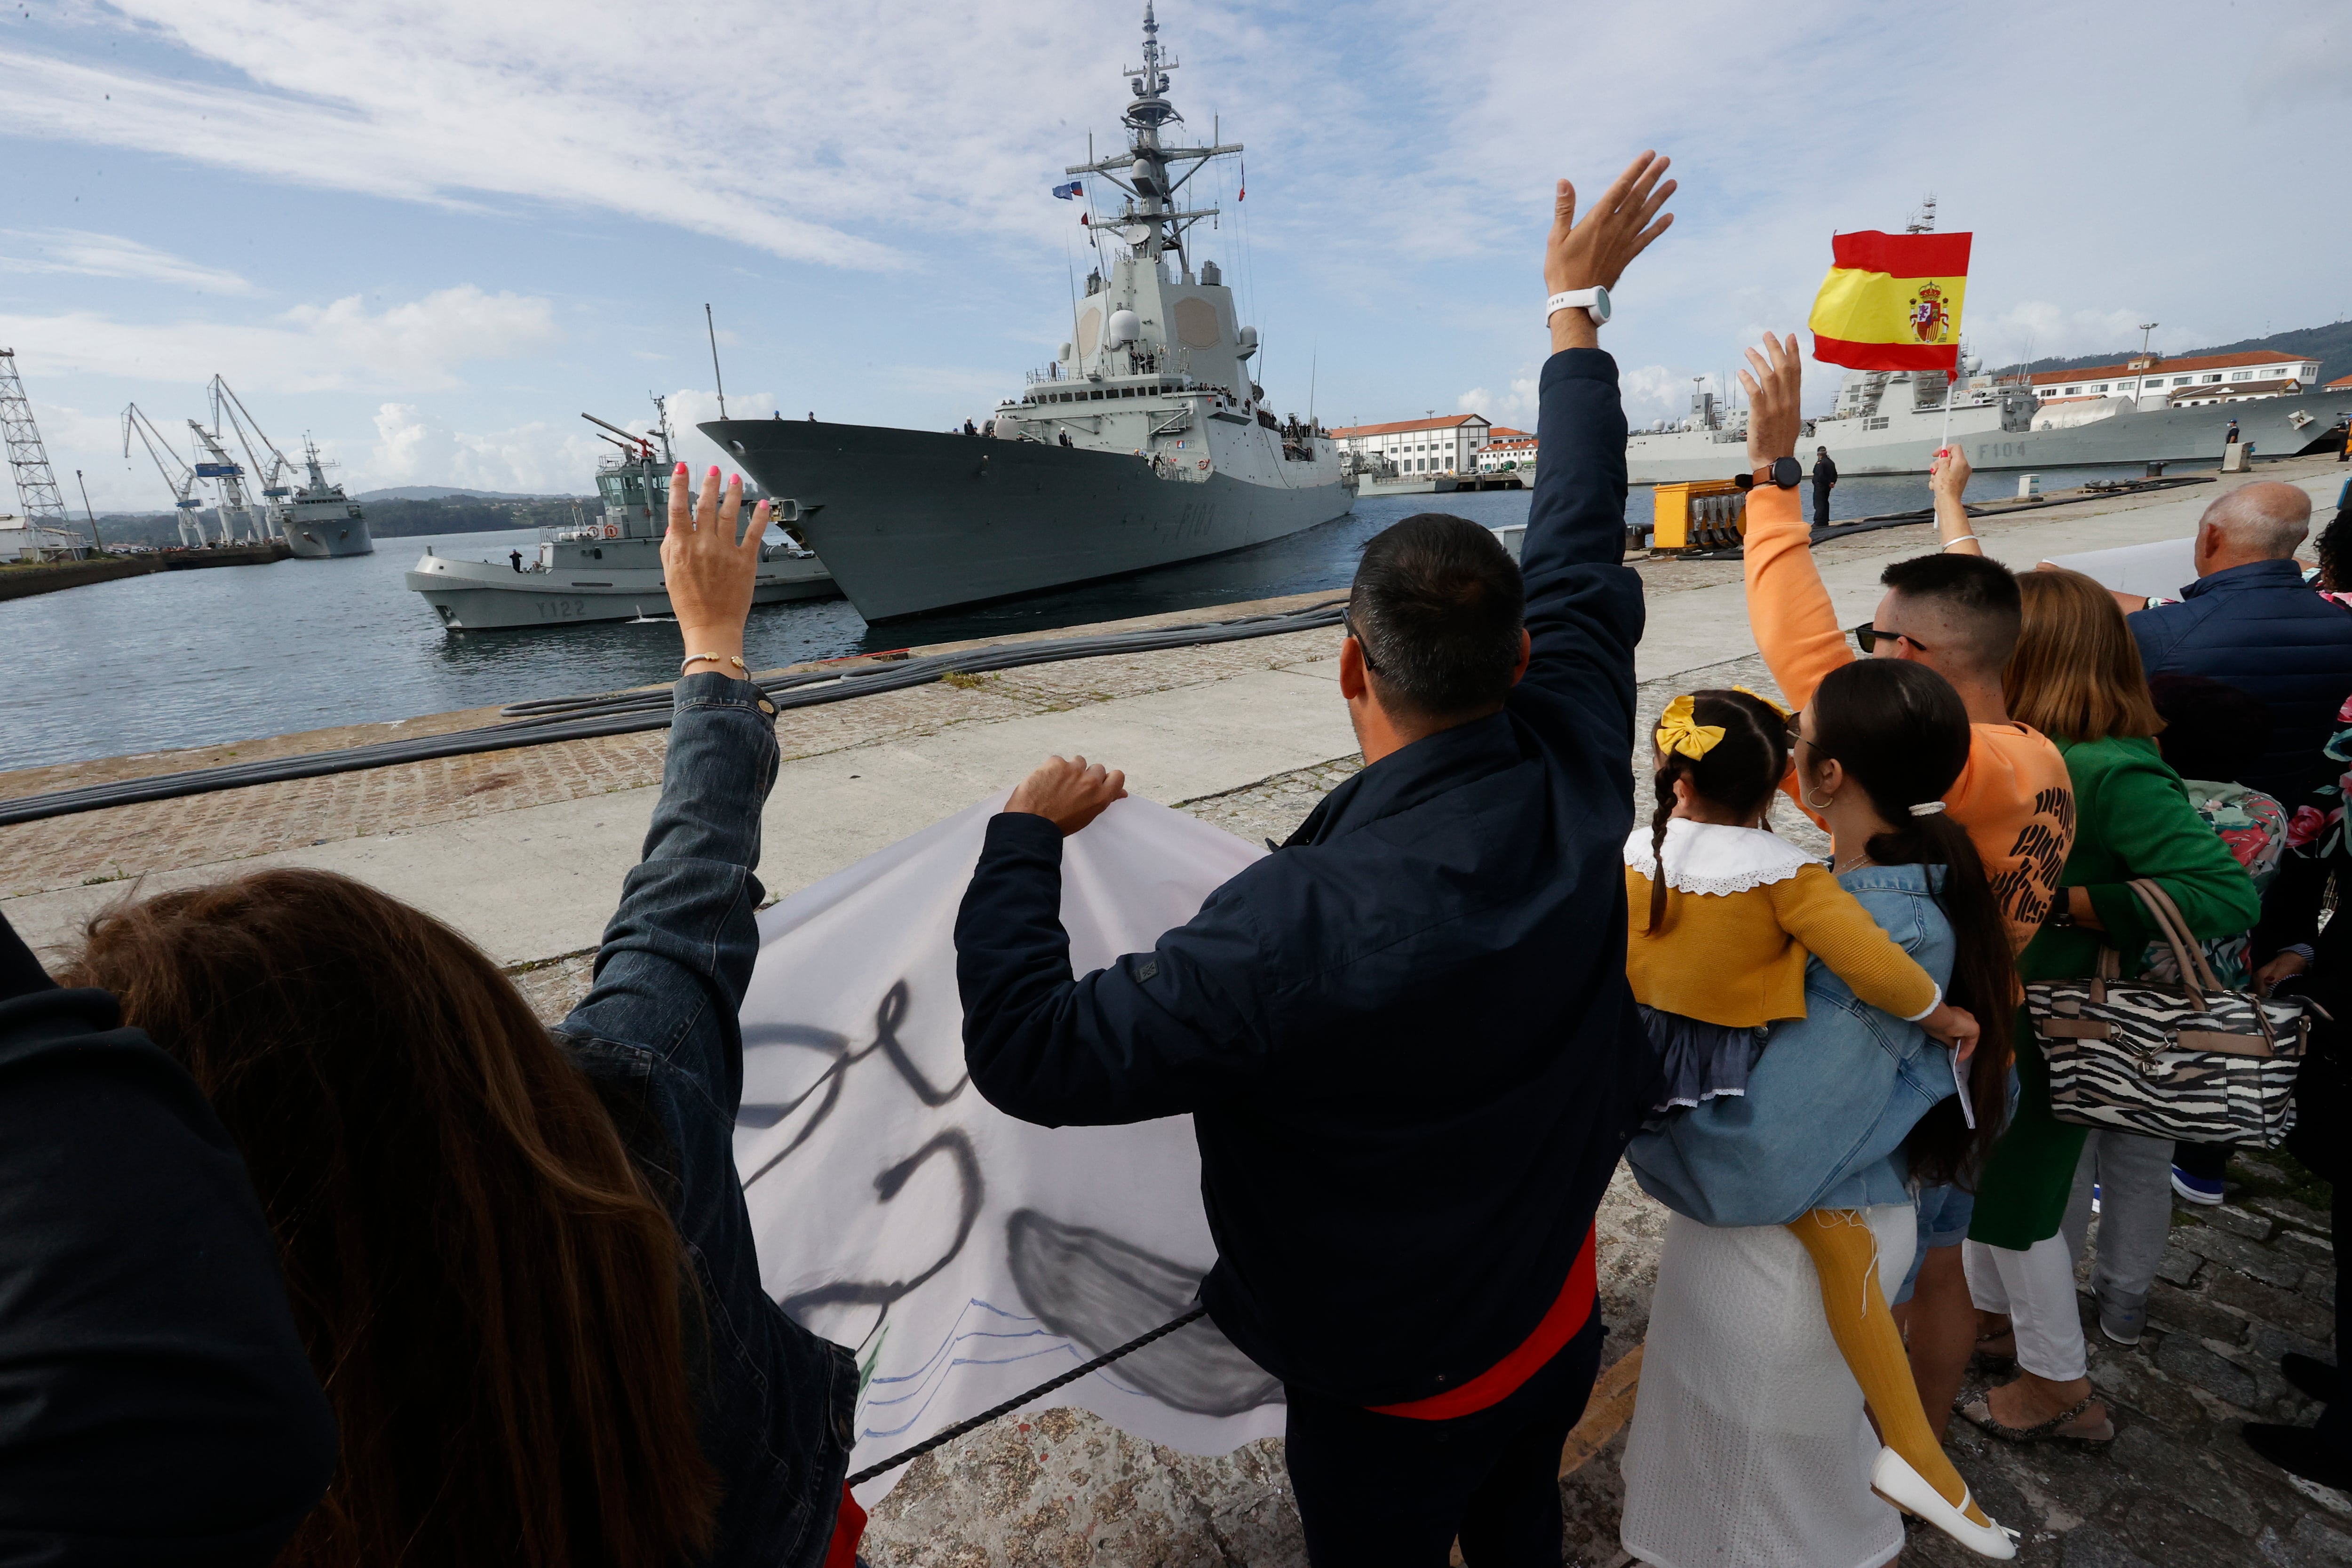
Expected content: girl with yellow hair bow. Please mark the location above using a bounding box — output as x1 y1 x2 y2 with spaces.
1626 688 2009 1558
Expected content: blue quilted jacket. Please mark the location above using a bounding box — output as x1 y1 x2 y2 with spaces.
2129 557 2352 800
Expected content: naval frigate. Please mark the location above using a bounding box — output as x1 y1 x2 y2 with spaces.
704 3 1354 624
271 438 373 558
405 398 835 630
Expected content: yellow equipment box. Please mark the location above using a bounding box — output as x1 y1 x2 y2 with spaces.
1652 479 1748 552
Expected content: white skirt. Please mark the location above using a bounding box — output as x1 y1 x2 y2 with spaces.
1619 1203 1916 1568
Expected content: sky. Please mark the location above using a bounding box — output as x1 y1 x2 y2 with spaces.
1 0 2344 512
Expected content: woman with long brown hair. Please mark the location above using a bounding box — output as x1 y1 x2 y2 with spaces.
67 468 856 1568
1958 567 2261 1449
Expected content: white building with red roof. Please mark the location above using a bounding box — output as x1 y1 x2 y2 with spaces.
2030 349 2321 408
1329 413 1493 475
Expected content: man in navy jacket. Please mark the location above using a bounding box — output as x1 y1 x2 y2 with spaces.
2126 481 2351 801
954 155 1670 1564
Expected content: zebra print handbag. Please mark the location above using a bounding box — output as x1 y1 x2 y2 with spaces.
2026 879 2309 1147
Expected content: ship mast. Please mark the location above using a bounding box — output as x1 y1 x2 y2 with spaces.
1062 3 1240 276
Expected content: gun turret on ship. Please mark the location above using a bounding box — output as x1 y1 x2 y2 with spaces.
703 2 1353 624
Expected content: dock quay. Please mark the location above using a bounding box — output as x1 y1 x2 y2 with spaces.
0 540 293 602
7 453 2349 1566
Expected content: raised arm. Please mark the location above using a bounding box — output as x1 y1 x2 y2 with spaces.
1513 153 1673 743
1931 444 1981 556
1740 334 1853 711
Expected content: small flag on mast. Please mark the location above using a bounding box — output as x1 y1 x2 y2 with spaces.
1052 180 1084 200
1806 231 1972 373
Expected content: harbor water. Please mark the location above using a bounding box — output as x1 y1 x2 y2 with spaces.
12 464 2189 770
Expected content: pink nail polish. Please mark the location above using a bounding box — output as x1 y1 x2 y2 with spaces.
707 465 721 478
730 472 742 488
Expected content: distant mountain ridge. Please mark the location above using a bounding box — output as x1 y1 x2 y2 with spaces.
2008 320 2352 388
357 485 583 501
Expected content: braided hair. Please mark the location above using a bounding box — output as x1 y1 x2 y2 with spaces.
1644 689 1793 933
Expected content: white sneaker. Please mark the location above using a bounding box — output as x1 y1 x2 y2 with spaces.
1870 1446 2018 1560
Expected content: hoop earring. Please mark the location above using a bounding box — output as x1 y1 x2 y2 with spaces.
1801 785 1834 811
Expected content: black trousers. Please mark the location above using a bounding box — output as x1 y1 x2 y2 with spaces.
1812 483 1833 525
1282 1313 1604 1567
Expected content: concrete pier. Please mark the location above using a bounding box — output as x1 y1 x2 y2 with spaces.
4 453 2346 1566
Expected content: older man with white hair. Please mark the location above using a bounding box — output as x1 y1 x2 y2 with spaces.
2126 480 2350 804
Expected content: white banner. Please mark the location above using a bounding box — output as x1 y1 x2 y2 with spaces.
734 795 1289 1503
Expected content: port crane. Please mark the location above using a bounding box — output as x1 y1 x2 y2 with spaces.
186 415 267 544
209 375 294 532
122 403 211 547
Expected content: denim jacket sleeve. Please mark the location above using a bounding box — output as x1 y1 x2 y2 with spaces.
1626 870 1956 1226
556 672 854 1568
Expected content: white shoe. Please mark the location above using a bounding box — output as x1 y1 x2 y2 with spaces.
1870 1446 2018 1560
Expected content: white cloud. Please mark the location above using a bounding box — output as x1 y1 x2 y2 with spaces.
356 385 785 498
0 285 559 393
0 229 254 294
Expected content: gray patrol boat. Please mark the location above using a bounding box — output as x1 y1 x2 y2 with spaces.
405 398 835 631
704 3 1354 623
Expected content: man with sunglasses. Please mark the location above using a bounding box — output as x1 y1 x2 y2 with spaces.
1740 332 2076 1453
953 155 1671 1563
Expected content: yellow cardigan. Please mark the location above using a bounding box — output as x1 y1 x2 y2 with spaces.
1623 820 1939 1029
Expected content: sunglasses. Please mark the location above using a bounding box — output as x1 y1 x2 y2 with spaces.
1848 622 1929 654
1341 608 1383 673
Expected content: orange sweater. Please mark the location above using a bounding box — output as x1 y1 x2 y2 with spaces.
1741 484 2075 953
1624 821 1941 1028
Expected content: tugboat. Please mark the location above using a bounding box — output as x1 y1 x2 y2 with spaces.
703 2 1353 624
405 397 835 630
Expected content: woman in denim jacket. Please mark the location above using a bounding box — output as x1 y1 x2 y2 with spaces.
1619 659 2014 1568
70 468 857 1568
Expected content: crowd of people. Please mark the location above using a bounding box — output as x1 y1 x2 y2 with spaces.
0 152 2345 1568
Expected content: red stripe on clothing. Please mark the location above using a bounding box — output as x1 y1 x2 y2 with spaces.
1367 1223 1597 1421
823 1484 867 1568
1827 230 1973 277
1810 332 1961 373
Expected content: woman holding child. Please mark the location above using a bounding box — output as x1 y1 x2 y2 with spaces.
1619 655 2017 1567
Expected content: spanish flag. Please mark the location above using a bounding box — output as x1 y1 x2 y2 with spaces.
1807 231 1972 373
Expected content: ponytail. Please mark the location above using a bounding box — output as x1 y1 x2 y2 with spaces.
1641 689 1792 936
1811 660 2016 1185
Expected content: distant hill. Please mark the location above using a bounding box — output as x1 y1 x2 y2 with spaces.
356 485 578 502
2002 320 2352 388
85 493 588 548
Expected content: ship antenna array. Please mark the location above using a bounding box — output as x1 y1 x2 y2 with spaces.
704 305 729 420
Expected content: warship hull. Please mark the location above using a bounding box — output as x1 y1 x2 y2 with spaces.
1627 385 2352 485
279 513 374 557
708 418 1355 622
405 552 836 630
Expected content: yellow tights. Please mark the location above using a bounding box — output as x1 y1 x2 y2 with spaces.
1786 1210 1988 1527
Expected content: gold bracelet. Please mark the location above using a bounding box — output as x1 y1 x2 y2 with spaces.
680 652 747 676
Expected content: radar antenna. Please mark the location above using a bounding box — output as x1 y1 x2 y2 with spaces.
1061 3 1241 277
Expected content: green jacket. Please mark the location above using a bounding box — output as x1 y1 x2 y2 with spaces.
1968 734 2264 1250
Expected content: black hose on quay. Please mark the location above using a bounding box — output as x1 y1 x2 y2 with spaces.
0 601 1349 828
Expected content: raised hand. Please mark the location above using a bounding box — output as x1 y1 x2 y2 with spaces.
1739 333 1804 467
663 463 770 675
1545 151 1676 298
1930 442 1973 503
1006 754 1128 836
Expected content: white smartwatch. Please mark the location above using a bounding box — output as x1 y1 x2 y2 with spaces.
1545 287 1611 326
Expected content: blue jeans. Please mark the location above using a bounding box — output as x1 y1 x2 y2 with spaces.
559 672 857 1568
1894 1182 1974 1306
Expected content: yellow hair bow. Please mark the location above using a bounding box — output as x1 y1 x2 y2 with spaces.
1656 694 1725 761
1732 684 1792 720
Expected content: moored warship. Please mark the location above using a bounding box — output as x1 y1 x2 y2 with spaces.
272 438 373 558
405 398 835 631
704 3 1353 624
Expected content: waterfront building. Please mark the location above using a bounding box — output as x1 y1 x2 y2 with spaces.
1479 430 1537 472
1330 414 1492 475
2029 350 2320 408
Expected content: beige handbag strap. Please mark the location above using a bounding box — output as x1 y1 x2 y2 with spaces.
2124 878 2217 1004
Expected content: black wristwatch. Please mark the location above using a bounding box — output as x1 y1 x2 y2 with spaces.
1733 456 1803 491
2043 902 2077 929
